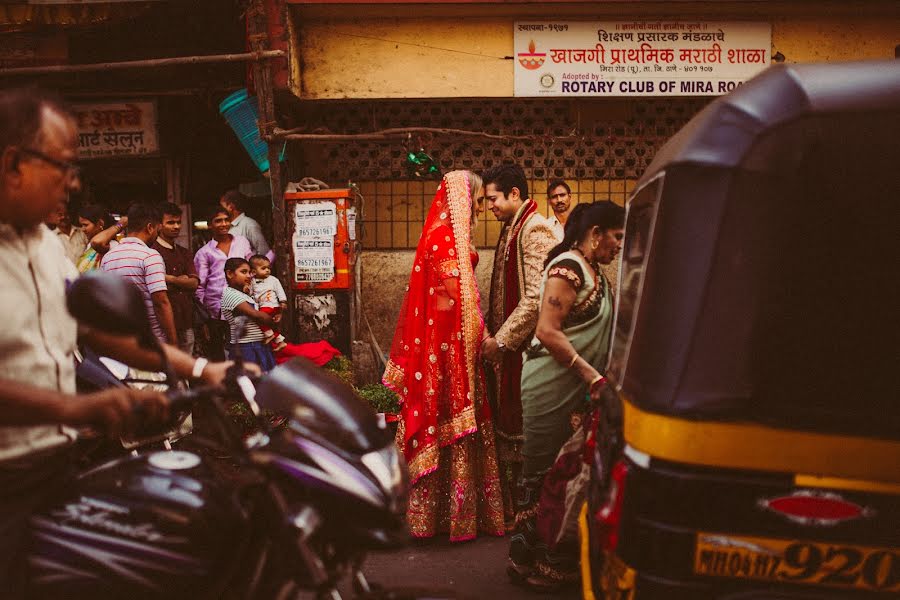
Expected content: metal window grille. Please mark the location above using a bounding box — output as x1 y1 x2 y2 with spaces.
286 97 708 249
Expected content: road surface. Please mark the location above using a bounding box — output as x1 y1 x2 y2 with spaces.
349 536 582 599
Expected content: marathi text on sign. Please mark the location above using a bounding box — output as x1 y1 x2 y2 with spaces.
515 21 772 97
73 101 159 159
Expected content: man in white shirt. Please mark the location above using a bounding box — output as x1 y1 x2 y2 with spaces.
46 199 87 265
0 88 233 594
220 189 274 261
546 179 575 240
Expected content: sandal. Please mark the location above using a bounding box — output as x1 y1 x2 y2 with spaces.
506 559 532 586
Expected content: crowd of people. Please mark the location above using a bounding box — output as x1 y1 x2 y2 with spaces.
385 167 624 591
0 86 624 595
47 185 284 370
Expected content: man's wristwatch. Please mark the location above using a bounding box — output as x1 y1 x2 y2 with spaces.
496 340 507 353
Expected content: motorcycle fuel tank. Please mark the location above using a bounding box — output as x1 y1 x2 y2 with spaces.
27 449 247 598
257 358 392 455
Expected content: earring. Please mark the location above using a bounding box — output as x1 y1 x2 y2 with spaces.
591 239 599 251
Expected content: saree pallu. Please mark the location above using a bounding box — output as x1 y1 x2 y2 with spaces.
76 246 100 273
510 251 613 583
384 171 504 541
520 257 611 479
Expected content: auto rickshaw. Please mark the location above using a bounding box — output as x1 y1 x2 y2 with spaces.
581 60 900 599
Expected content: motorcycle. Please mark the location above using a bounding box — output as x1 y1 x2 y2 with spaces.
26 272 439 599
74 345 192 454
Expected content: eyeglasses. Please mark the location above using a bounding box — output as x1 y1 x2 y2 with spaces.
20 147 81 181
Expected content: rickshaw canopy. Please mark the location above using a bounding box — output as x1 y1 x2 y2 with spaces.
611 60 900 440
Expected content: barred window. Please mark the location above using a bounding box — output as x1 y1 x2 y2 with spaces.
355 177 635 249
288 97 706 249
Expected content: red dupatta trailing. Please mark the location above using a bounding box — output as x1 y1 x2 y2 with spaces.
383 171 488 483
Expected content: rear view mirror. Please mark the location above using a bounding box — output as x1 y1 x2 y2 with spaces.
67 272 154 347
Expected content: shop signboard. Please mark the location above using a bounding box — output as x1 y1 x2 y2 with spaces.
73 101 159 159
514 21 771 97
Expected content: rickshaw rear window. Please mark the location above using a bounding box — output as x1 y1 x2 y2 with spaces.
731 112 899 439
618 110 899 440
608 177 661 386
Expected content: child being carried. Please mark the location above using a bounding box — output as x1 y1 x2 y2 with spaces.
220 257 276 372
249 254 287 352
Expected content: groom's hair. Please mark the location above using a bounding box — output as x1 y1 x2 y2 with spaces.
483 164 529 201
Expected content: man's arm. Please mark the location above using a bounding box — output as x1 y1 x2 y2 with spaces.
144 252 177 344
80 327 239 384
0 380 168 438
247 220 272 256
90 218 124 254
178 248 200 291
165 274 199 291
246 221 275 262
151 290 178 345
494 221 559 350
194 248 209 306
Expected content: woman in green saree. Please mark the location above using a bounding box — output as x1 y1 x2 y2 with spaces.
508 201 625 591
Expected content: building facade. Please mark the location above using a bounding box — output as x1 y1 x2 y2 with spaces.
263 0 897 350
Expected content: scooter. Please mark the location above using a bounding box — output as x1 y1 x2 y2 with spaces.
26 272 440 599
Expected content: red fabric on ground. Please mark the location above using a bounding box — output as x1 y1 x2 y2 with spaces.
274 339 341 366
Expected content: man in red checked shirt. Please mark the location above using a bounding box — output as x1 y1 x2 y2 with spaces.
101 202 177 344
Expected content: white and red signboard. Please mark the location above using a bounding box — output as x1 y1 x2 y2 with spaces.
515 21 771 97
73 101 159 160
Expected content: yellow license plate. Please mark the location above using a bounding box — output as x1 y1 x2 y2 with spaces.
694 533 900 593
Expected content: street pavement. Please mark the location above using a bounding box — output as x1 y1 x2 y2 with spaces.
347 536 582 600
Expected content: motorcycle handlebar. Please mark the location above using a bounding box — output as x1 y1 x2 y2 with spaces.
126 370 261 448
165 386 214 414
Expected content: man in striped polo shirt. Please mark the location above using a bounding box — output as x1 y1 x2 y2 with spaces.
101 202 177 344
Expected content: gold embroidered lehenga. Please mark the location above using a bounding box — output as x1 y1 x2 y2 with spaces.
383 171 505 541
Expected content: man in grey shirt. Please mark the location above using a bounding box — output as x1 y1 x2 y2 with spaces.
220 189 274 261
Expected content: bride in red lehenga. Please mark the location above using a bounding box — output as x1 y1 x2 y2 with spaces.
383 170 505 541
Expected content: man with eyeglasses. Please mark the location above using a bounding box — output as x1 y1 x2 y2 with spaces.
0 88 235 595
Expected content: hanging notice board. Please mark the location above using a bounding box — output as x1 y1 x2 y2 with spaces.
285 189 357 290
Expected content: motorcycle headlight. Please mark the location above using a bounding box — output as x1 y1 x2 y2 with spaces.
361 444 408 512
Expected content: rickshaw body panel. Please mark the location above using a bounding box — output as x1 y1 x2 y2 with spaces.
583 60 900 599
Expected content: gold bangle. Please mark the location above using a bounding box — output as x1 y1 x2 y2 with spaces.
567 353 580 368
590 374 605 387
